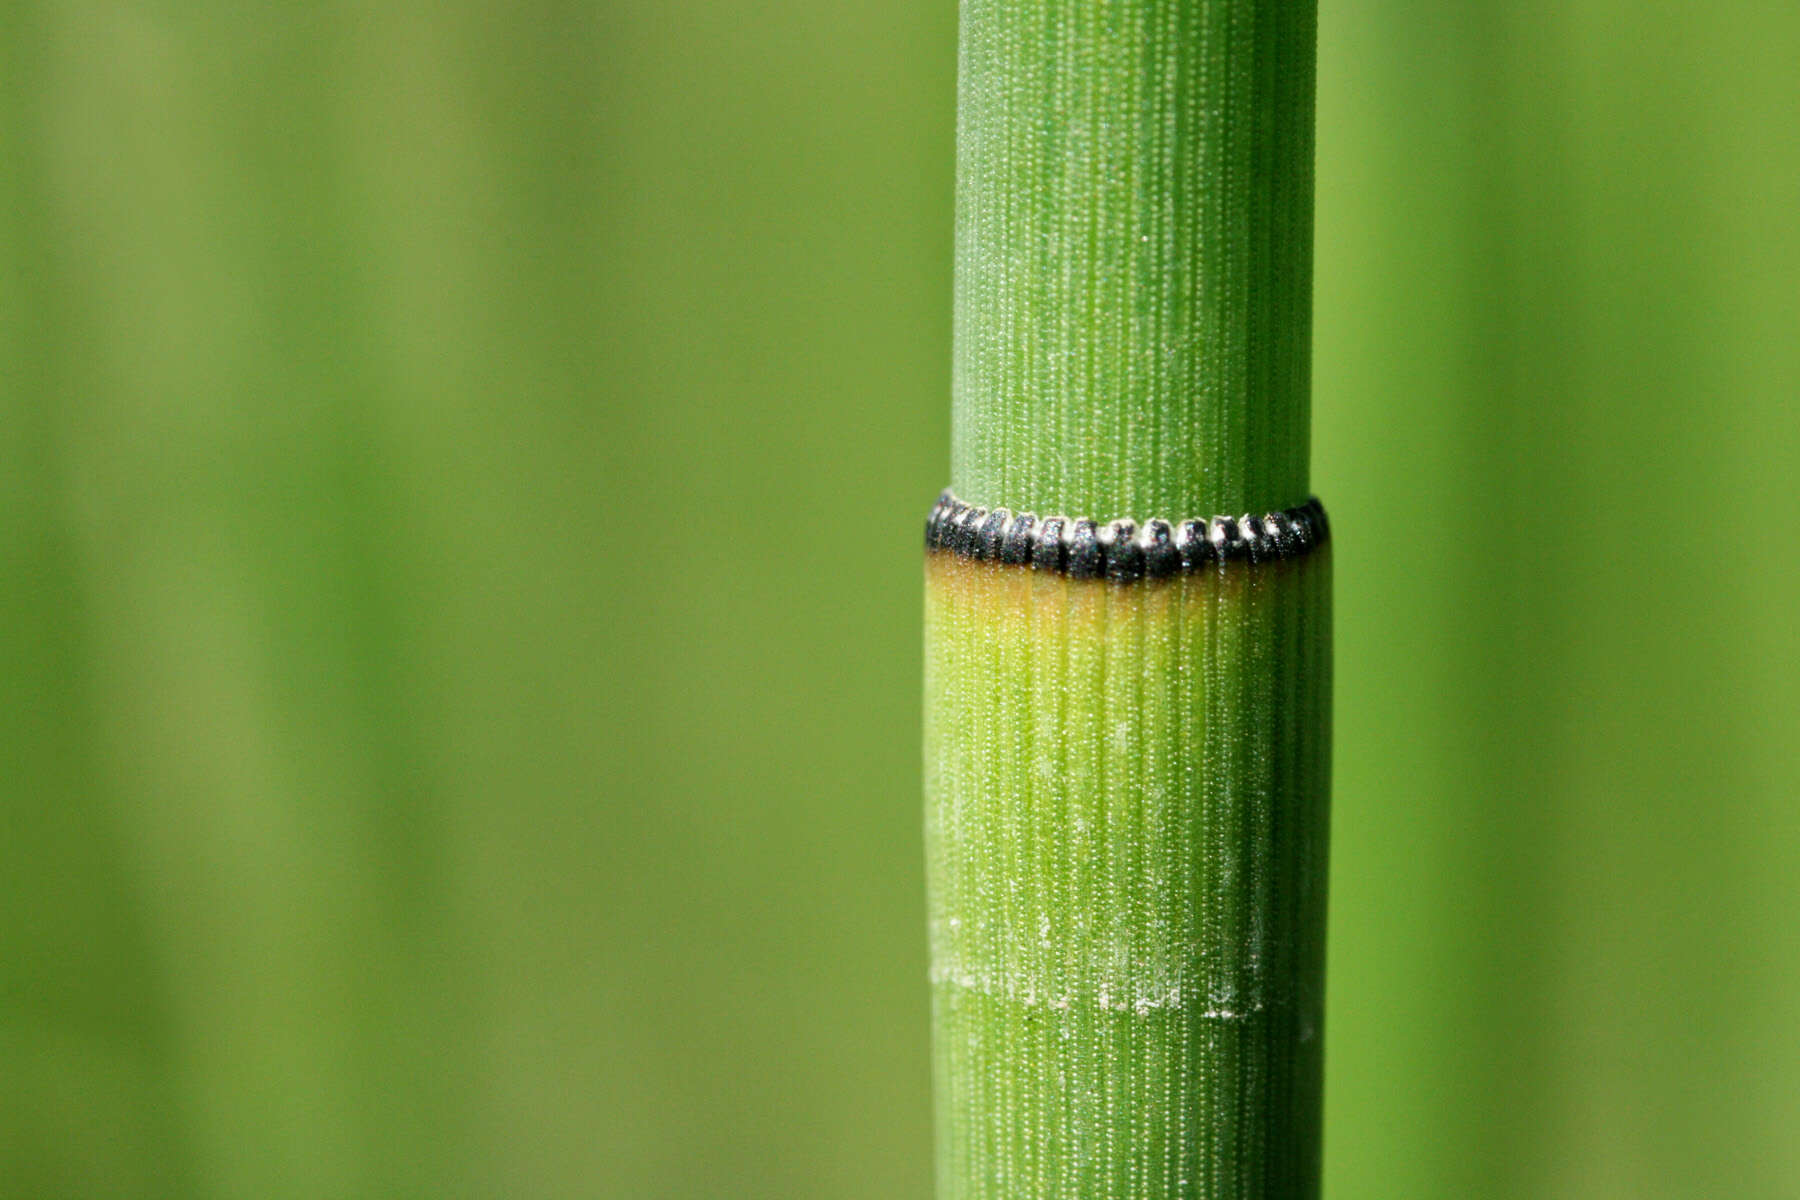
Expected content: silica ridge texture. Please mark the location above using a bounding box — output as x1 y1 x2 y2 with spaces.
952 0 1317 521
925 490 1329 580
924 542 1331 1199
935 0 1327 1192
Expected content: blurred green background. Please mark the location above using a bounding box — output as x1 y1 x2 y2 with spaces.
2 2 1796 1197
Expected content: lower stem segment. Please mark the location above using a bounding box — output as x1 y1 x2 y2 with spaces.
924 543 1331 1199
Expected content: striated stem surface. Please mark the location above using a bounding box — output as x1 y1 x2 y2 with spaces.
952 0 1316 521
925 544 1329 1199
928 0 1326 1196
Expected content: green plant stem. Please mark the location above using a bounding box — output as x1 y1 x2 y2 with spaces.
952 0 1316 520
926 552 1329 1197
926 1 1325 1197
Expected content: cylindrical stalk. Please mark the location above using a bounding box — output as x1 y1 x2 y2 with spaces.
925 2 1326 1197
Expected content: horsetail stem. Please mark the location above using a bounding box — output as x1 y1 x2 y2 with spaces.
925 2 1327 1196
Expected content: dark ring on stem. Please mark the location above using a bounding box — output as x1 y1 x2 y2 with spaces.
925 489 1329 580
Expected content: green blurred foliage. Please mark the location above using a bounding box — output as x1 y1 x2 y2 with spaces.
1 2 1795 1197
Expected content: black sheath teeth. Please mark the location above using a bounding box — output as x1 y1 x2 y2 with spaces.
924 491 952 547
1000 513 1036 565
1176 520 1213 571
1262 512 1291 558
1031 516 1066 572
1308 498 1330 544
956 506 986 556
1209 516 1247 563
1243 515 1276 564
1101 519 1143 583
1066 519 1102 579
1140 520 1179 579
926 490 1328 579
977 508 1009 561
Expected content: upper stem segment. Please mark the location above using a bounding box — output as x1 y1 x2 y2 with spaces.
952 0 1317 520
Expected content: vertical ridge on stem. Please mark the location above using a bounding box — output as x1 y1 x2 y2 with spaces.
929 0 1325 1194
925 550 1330 1198
951 0 1317 521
